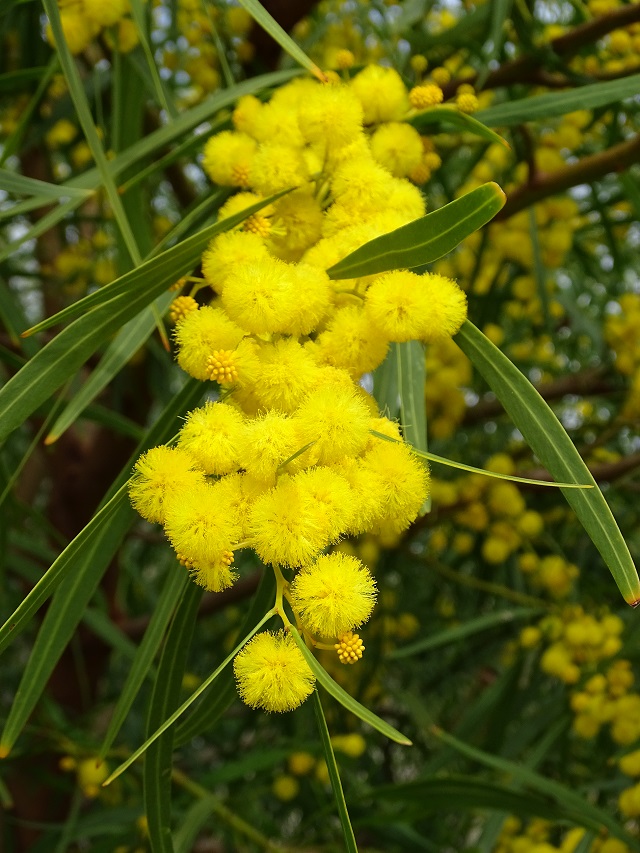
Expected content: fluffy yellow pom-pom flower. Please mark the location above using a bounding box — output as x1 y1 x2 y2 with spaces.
233 630 315 713
298 83 364 148
279 264 331 336
350 65 409 124
202 131 257 187
163 481 240 591
238 411 300 483
248 475 332 567
365 270 467 342
128 446 205 525
253 338 323 414
177 401 246 475
361 442 430 534
292 467 355 541
294 385 372 466
221 257 296 335
201 230 269 292
174 306 244 380
290 553 377 638
250 143 308 196
370 123 424 178
409 84 444 109
315 306 389 379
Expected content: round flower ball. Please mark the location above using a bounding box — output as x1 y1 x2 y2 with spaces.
289 553 377 638
233 630 315 712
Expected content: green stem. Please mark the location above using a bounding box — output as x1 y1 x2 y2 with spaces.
172 768 291 853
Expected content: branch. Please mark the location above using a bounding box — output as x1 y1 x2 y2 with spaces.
443 3 640 96
496 133 640 220
463 367 616 424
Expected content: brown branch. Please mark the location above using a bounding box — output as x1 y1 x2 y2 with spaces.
496 133 640 220
463 367 616 424
517 452 640 489
443 3 640 96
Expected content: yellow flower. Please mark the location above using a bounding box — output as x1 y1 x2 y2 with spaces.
128 446 205 524
252 338 323 414
202 131 257 187
163 481 240 592
370 122 424 177
174 306 244 380
350 65 409 124
248 475 331 567
315 305 389 379
238 411 300 483
409 84 444 109
290 553 377 638
177 402 246 475
233 630 315 712
294 385 371 466
292 467 355 541
221 257 296 335
201 230 269 292
249 142 308 195
361 442 430 534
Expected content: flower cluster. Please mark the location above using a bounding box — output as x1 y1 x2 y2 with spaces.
496 816 629 853
127 71 473 714
46 0 137 56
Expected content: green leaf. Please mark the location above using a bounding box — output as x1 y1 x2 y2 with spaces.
370 430 592 488
455 319 640 604
174 569 275 746
235 0 326 81
396 341 430 513
408 106 508 148
477 0 513 88
0 54 58 167
103 609 274 786
0 496 134 756
144 582 202 853
476 72 640 127
43 0 142 266
0 167 91 200
25 189 289 336
389 608 540 659
326 182 506 280
0 379 204 657
128 0 177 119
45 293 174 444
373 345 400 420
99 566 189 762
0 193 284 447
173 798 218 853
288 625 412 746
366 775 619 834
428 726 640 851
1 69 299 260
312 691 358 853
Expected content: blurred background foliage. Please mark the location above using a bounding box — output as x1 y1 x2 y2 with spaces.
1 0 640 851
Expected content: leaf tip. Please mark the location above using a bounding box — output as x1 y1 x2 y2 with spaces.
627 596 640 609
20 328 35 339
489 182 507 207
0 744 10 759
43 433 58 446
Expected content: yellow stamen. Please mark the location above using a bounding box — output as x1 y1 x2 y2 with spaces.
206 349 238 385
335 631 365 665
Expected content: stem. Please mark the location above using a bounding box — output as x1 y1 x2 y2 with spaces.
272 563 291 625
497 134 640 221
172 768 291 853
428 559 548 608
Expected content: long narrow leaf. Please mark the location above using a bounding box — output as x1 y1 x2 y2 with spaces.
99 566 189 762
0 379 204 655
45 293 174 444
103 609 275 786
0 497 133 756
235 0 326 81
327 182 505 280
312 691 358 853
288 625 411 746
476 72 640 127
455 320 640 604
144 582 202 853
429 726 640 851
409 106 508 147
